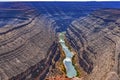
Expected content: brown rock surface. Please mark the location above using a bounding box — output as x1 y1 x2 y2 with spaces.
66 9 120 80
0 3 57 80
0 3 120 80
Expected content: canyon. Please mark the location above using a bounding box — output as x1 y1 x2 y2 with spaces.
66 9 120 80
0 2 120 80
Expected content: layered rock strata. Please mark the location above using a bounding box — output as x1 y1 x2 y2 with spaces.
66 9 120 80
0 3 57 80
1 3 120 80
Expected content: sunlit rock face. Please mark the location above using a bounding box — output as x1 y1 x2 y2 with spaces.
66 9 120 80
0 3 58 80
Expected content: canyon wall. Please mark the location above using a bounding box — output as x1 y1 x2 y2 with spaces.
0 3 120 80
0 3 59 80
66 9 120 80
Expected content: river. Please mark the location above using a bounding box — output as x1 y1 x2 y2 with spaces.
59 32 77 78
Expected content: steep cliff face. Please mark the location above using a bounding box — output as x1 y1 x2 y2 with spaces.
0 3 58 80
66 9 120 80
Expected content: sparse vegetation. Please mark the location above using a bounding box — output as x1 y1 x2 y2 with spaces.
60 33 81 78
57 44 66 74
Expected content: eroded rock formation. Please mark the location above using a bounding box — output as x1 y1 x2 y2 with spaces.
66 9 120 80
0 3 58 80
0 2 120 80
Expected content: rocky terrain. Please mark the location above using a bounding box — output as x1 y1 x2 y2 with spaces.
0 3 59 80
66 9 120 80
0 2 120 80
